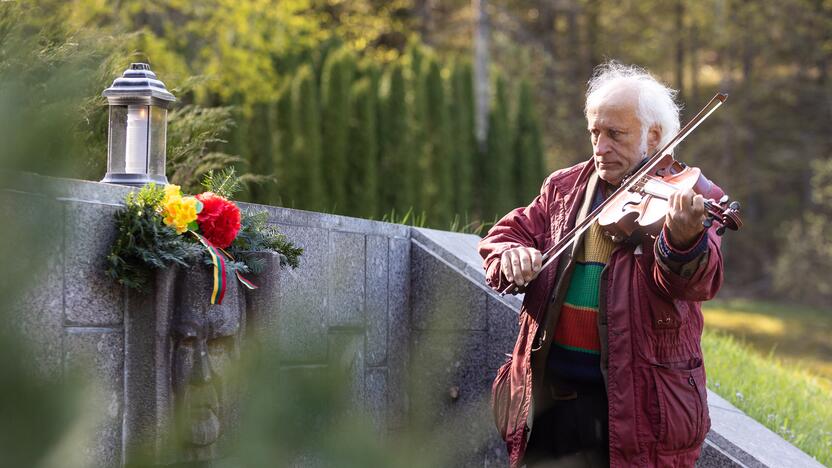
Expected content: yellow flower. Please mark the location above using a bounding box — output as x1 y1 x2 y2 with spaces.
161 191 198 234
162 184 182 207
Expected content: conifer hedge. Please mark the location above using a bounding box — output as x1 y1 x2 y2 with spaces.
321 48 355 211
484 75 514 218
289 65 326 212
378 62 410 214
236 52 546 228
347 78 378 218
514 79 545 204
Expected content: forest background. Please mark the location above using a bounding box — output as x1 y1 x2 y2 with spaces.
4 0 832 311
2 0 832 465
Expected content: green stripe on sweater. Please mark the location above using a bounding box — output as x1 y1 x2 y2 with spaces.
563 262 604 309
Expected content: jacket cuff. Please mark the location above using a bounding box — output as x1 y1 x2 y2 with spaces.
658 225 707 262
655 225 708 279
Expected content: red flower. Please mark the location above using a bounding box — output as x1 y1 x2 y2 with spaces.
195 192 241 249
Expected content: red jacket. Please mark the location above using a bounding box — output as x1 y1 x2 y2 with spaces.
479 160 724 467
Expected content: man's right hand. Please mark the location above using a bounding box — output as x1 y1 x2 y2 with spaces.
500 247 543 287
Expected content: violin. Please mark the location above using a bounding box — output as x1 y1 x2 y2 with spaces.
500 93 743 296
598 153 742 242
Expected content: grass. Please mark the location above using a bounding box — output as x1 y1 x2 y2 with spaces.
702 299 832 466
703 299 832 386
379 207 500 236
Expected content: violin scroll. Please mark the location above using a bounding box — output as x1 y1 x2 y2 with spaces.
704 195 742 236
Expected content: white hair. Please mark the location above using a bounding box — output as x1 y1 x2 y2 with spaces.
585 61 681 153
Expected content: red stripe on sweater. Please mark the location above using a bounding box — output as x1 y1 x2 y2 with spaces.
553 303 600 352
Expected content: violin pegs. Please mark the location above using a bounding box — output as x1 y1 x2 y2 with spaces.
702 217 713 229
716 226 726 236
719 194 729 204
729 200 741 211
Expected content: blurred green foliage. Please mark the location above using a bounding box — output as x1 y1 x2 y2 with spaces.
1 6 97 466
773 158 832 306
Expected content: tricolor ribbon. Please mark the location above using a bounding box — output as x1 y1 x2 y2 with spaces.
190 231 257 305
219 246 258 291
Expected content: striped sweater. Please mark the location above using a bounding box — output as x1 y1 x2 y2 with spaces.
547 220 616 381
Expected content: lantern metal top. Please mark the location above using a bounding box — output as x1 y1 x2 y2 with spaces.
102 63 176 108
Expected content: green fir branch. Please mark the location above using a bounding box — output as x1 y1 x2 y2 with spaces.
231 209 303 270
202 167 244 199
106 184 202 291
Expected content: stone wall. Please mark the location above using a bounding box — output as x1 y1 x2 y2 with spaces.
3 174 413 467
2 173 823 467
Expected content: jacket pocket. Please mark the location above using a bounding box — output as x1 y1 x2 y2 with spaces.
492 356 513 441
651 362 710 452
648 296 687 331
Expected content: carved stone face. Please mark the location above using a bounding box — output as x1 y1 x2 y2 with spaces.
172 266 241 461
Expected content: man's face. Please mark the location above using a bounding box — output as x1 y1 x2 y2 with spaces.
586 88 659 186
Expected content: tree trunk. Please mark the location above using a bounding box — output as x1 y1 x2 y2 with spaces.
675 0 685 105
416 0 434 46
585 0 600 75
689 21 700 106
534 0 558 164
566 5 581 111
473 0 490 152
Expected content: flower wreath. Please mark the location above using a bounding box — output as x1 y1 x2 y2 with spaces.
106 168 302 304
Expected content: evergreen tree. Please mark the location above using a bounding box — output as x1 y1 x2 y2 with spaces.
484 74 513 219
321 47 355 213
378 61 411 215
346 78 379 218
513 79 545 205
272 82 294 206
450 59 476 221
290 65 326 212
225 94 250 188
356 57 382 91
423 56 453 225
405 43 429 215
245 100 274 203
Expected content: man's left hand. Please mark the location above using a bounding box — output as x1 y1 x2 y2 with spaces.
665 187 706 249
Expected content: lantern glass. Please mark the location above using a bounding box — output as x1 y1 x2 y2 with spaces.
124 104 150 173
101 62 174 186
106 105 129 173
148 106 167 179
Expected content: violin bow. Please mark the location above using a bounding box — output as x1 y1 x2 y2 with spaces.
499 93 727 296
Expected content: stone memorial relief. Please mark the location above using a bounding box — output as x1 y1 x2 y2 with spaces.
168 263 244 463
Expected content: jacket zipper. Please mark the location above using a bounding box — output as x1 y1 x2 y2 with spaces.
515 265 562 441
597 246 620 390
594 246 620 458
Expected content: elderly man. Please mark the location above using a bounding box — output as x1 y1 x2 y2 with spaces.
480 62 724 467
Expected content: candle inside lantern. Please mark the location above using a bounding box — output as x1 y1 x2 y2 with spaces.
125 105 149 173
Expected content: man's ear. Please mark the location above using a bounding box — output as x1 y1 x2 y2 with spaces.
647 124 661 152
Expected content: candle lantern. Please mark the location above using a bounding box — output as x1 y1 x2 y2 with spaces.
101 63 176 186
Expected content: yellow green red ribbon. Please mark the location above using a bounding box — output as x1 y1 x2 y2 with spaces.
189 231 259 304
218 247 258 291
190 231 227 304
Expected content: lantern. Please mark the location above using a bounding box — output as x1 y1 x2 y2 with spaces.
100 63 175 186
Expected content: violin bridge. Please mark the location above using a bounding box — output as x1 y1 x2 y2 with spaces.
631 176 648 193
